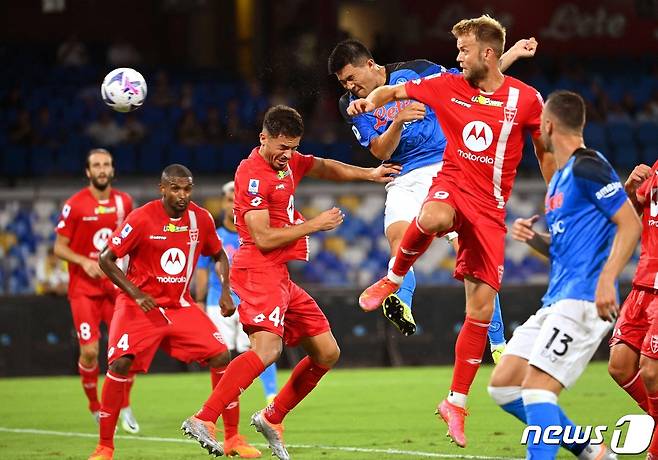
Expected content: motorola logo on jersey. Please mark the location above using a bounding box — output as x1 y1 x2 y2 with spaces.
462 121 493 152
160 248 186 275
92 227 113 251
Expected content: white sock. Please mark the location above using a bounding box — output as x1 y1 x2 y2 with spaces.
447 391 468 408
487 386 521 406
387 270 404 285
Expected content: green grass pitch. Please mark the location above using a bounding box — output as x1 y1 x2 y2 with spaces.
0 362 643 459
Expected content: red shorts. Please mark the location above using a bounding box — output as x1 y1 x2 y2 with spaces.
609 286 658 359
231 264 330 347
424 177 506 290
107 297 228 373
69 287 117 345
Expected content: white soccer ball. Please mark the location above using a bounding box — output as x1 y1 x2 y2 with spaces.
100 68 147 113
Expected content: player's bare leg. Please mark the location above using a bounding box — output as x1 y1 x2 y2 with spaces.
609 343 647 411
640 355 658 456
88 356 133 460
359 201 455 311
79 341 102 422
183 351 231 456
436 278 494 447
383 221 417 336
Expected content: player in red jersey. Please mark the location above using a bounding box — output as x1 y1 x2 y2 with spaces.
348 15 553 447
185 105 400 460
53 148 139 432
88 164 238 460
607 160 658 457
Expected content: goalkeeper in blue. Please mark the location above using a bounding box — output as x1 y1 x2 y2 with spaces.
488 90 641 459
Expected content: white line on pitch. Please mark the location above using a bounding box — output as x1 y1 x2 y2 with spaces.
0 426 523 459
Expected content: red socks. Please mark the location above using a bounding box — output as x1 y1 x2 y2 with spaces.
210 366 240 440
647 391 658 454
196 351 264 423
99 371 129 449
264 356 330 425
122 374 135 409
391 218 436 278
78 361 100 413
451 316 490 395
621 370 649 412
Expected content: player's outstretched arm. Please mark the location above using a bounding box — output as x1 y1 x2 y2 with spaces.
595 201 642 322
499 37 538 72
98 247 157 312
369 102 426 160
245 207 344 252
307 157 401 182
510 214 550 257
347 84 409 116
624 163 652 214
53 234 104 279
212 249 235 317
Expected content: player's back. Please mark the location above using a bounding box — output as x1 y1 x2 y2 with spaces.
232 147 315 268
542 148 628 306
633 159 658 289
405 73 543 211
56 187 132 295
341 60 456 175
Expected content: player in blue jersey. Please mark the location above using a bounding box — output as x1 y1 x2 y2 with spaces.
195 181 277 458
488 91 641 459
328 38 535 356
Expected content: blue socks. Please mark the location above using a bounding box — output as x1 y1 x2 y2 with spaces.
523 389 561 460
488 294 505 346
260 363 278 399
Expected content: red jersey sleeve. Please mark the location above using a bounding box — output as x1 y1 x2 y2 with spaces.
107 211 142 258
234 165 270 219
404 73 445 106
55 200 77 239
291 152 315 179
525 90 544 139
200 209 223 256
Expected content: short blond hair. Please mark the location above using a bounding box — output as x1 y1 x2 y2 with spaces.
452 15 506 58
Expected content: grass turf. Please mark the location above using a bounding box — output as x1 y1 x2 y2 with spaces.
0 362 642 459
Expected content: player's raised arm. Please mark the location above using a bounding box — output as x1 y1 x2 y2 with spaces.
510 214 550 257
98 247 157 312
595 201 642 321
307 157 401 182
499 37 538 72
624 163 653 214
347 83 409 116
244 207 344 253
211 248 235 317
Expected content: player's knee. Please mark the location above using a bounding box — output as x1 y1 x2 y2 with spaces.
79 347 99 364
109 356 133 376
312 343 340 368
418 207 452 234
253 343 282 367
608 357 635 385
640 358 658 389
208 350 231 369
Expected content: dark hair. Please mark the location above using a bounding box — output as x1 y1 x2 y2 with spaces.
161 163 193 181
85 148 113 169
545 90 586 132
262 105 304 138
328 39 373 74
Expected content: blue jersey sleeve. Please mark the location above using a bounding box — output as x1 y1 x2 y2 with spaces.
197 254 212 270
573 151 627 219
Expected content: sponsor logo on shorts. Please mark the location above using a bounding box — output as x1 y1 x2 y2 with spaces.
92 227 113 251
160 248 186 275
108 347 115 357
249 179 260 194
471 95 504 107
120 223 133 238
433 191 450 200
253 313 266 323
213 332 225 344
595 181 623 200
522 414 655 455
451 97 472 108
458 149 494 164
462 121 494 152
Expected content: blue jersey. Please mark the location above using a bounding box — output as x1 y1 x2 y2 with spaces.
339 60 459 176
542 149 627 307
197 226 240 306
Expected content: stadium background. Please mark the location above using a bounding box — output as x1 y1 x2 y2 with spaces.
1 0 657 373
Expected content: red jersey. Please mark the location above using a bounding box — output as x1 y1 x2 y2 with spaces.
56 188 132 296
232 147 315 268
106 200 222 308
633 160 658 289
405 73 542 211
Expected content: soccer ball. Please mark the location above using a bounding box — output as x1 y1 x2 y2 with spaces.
100 68 147 113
